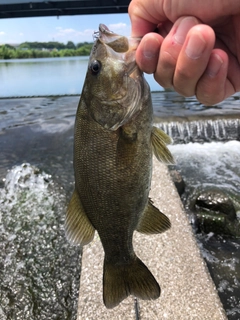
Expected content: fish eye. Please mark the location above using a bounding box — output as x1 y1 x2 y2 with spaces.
90 60 101 75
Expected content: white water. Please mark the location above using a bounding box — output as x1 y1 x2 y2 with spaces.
0 163 80 319
158 118 240 143
169 140 240 196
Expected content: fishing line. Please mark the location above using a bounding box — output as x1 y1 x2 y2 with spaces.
134 296 140 320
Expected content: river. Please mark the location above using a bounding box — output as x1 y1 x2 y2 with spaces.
0 56 162 97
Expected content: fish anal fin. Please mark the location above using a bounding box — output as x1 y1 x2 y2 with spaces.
151 126 175 164
65 189 95 246
103 256 160 309
136 199 171 234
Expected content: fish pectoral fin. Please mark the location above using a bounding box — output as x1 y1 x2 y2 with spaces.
136 199 171 234
151 126 175 164
103 255 160 309
65 189 95 246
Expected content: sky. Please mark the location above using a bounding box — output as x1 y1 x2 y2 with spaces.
0 13 131 44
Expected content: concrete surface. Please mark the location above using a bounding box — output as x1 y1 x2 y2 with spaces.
77 159 227 319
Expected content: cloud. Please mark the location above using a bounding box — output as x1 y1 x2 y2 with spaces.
109 23 127 30
0 31 6 36
49 22 130 43
19 33 24 36
50 27 95 43
78 29 95 37
108 22 130 36
55 27 76 35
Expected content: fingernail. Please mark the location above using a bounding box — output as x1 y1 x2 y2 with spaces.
185 33 206 59
174 17 197 45
206 53 223 77
143 37 159 60
143 48 156 59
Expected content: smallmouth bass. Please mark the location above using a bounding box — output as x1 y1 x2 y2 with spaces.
66 24 174 309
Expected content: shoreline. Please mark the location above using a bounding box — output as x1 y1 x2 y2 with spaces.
0 90 166 100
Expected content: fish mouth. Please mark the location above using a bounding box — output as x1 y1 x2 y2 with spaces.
97 23 122 43
94 23 141 53
99 23 115 36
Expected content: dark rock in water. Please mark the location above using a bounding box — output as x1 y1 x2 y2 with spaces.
168 166 185 196
0 163 81 320
195 189 236 221
193 189 240 237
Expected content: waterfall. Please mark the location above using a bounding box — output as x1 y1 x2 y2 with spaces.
154 117 240 144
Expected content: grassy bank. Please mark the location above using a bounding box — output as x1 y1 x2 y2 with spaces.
0 41 93 59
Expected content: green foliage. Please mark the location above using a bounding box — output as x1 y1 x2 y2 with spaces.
18 41 66 50
0 41 93 60
66 41 76 49
0 45 15 59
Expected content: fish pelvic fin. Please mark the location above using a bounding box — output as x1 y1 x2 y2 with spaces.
136 198 171 234
65 189 95 246
103 255 160 309
151 126 175 164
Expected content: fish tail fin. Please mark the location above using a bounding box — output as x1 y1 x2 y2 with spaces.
103 255 160 309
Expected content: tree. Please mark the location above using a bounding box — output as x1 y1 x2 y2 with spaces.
66 41 76 50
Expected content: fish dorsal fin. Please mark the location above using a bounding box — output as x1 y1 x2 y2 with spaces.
151 126 175 164
136 199 171 234
65 189 95 246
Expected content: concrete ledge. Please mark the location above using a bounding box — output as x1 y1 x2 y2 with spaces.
77 160 227 319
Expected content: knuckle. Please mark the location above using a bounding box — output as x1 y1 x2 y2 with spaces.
173 65 202 96
155 51 177 87
175 64 195 81
196 87 223 106
196 77 226 105
154 71 172 88
173 77 196 97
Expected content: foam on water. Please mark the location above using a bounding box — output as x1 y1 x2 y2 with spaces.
1 163 53 209
169 140 240 198
0 163 80 319
156 118 240 143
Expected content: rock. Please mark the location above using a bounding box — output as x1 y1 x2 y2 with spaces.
195 189 236 221
168 167 185 196
193 189 240 237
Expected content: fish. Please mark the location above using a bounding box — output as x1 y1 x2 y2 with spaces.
65 23 174 309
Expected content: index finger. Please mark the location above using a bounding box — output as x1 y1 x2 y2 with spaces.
128 1 166 37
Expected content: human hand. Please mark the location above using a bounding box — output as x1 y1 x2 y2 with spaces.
128 0 240 105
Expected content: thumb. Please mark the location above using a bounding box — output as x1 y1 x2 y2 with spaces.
128 1 166 37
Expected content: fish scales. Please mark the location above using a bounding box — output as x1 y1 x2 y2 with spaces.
75 93 152 258
66 23 174 309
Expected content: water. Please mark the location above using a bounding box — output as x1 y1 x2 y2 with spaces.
169 141 240 196
152 91 240 143
157 118 240 143
169 141 240 318
0 56 162 97
0 57 89 97
197 233 240 319
0 97 80 319
0 163 81 320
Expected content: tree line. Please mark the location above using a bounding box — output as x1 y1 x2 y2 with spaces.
0 41 93 59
